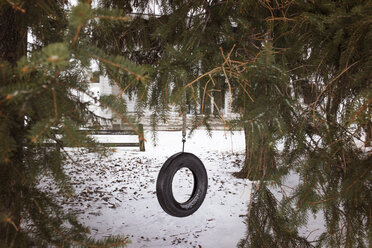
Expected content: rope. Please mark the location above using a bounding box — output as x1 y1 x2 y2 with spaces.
182 96 187 152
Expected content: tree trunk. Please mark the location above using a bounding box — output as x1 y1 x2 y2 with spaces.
0 5 27 65
0 4 28 245
233 124 277 180
364 120 371 147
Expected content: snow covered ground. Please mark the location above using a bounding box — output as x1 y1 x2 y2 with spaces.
59 130 252 247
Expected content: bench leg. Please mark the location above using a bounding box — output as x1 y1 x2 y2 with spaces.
138 124 145 151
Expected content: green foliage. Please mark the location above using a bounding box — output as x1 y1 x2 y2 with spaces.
247 0 372 247
2 0 370 247
91 0 264 131
238 183 312 248
0 1 148 246
233 42 292 180
107 0 371 247
90 2 371 245
70 3 93 28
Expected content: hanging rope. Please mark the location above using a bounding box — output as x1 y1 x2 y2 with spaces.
181 97 187 153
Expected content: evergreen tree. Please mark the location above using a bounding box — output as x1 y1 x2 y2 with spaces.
237 184 313 248
100 0 371 247
232 40 292 180
96 1 291 180
2 0 369 247
91 0 262 130
0 1 148 246
95 1 293 181
239 0 372 247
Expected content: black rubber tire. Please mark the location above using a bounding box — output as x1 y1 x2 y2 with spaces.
156 152 208 217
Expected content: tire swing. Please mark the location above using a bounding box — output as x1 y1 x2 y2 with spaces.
156 109 208 217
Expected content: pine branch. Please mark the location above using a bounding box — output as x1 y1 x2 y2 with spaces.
92 56 145 81
4 0 25 13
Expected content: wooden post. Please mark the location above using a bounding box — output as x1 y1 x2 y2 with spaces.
138 124 145 151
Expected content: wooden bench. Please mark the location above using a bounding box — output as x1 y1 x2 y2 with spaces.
81 124 145 151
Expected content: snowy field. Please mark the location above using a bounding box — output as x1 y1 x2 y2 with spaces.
56 130 252 247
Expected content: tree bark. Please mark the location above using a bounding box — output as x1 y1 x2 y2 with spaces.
0 5 27 65
0 4 28 244
233 124 277 180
